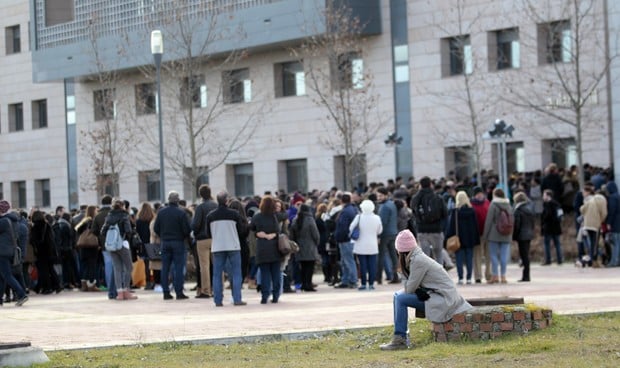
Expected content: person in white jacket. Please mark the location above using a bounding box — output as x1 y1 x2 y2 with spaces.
350 199 382 290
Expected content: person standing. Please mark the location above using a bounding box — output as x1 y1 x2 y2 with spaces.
482 188 513 284
0 201 28 306
512 192 536 282
251 195 282 304
154 191 192 300
101 199 136 301
30 210 62 294
580 185 608 267
410 177 447 266
605 181 620 267
541 189 563 265
206 191 246 307
91 195 115 299
191 184 218 298
290 204 320 292
351 200 382 290
75 205 100 292
379 229 471 350
333 192 359 289
470 187 490 283
541 163 564 204
445 191 479 285
376 187 399 284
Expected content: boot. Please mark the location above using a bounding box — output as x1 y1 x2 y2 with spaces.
123 290 138 300
247 279 257 290
488 276 499 284
322 266 331 283
380 335 409 351
500 276 507 284
87 281 100 292
116 289 126 301
80 280 88 292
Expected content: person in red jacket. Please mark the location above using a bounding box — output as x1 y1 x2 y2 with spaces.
470 187 490 283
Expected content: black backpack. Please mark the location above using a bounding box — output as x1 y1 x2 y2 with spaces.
417 193 444 224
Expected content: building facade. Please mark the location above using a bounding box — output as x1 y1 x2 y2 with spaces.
0 0 618 210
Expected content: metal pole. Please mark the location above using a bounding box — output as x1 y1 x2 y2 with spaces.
154 54 165 202
501 135 508 195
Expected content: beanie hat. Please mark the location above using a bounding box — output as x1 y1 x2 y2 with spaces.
292 192 305 206
0 200 11 215
395 229 417 253
472 186 484 196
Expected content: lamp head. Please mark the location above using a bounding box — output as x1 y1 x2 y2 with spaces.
151 30 163 55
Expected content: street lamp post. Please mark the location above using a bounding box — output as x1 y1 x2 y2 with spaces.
151 30 165 202
487 119 515 195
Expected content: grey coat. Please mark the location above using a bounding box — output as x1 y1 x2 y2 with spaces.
290 213 320 262
482 198 513 243
404 247 472 322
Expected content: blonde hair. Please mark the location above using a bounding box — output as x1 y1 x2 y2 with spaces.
455 191 471 208
513 192 528 204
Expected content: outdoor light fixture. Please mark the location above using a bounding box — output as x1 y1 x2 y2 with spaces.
151 30 165 202
384 132 403 146
486 119 515 194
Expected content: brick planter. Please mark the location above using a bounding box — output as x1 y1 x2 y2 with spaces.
432 306 553 342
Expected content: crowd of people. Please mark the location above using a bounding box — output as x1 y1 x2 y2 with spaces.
2 162 619 309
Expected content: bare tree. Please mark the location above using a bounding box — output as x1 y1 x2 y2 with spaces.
293 0 388 190
503 0 617 188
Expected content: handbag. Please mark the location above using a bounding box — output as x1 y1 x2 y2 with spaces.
446 209 461 253
144 243 162 261
13 246 22 267
76 228 99 248
349 214 361 240
278 233 293 255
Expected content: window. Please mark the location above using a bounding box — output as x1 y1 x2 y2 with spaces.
333 52 364 89
45 0 75 26
223 68 251 104
0 183 4 200
5 25 20 54
284 159 308 193
234 164 254 197
444 146 473 182
183 166 209 199
32 99 48 129
9 103 24 132
443 35 472 76
11 181 26 209
35 179 51 208
180 75 207 108
275 61 305 97
393 45 409 83
93 89 116 121
333 154 367 191
135 83 156 115
538 20 571 64
97 174 119 199
494 28 520 70
544 138 576 169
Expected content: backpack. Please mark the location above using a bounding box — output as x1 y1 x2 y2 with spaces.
496 206 514 235
104 223 124 252
418 193 444 223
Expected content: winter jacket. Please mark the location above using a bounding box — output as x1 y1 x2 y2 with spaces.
471 197 490 236
404 247 472 323
529 185 544 215
101 209 133 241
250 212 281 265
541 173 564 203
410 188 447 233
315 217 328 254
0 214 17 258
605 181 620 232
334 203 358 243
191 199 218 240
482 198 513 243
30 220 57 261
541 199 562 236
153 203 191 242
206 204 243 253
350 205 383 255
581 194 608 232
91 206 111 246
290 210 320 262
378 199 398 237
445 206 480 249
513 202 536 241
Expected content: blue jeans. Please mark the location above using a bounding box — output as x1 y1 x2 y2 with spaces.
455 247 474 281
212 251 243 305
357 254 377 287
488 241 510 277
102 251 116 298
161 240 186 295
0 256 26 300
544 234 563 264
377 235 396 281
393 290 425 337
609 232 620 266
338 242 357 286
258 261 281 302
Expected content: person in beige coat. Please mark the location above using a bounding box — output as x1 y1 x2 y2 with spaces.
380 230 471 350
482 188 513 284
580 185 608 266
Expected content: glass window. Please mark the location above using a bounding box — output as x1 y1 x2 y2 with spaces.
286 159 308 193
45 0 75 26
35 179 51 208
9 103 24 132
93 89 116 121
496 28 520 69
32 99 48 129
97 174 119 199
447 35 472 75
278 61 305 97
11 181 27 209
334 52 364 90
394 45 409 63
135 83 157 115
234 163 254 197
183 166 209 199
540 20 571 64
180 75 207 108
146 172 160 202
223 68 251 104
5 25 20 54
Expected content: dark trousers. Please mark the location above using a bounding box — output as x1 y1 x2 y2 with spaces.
299 260 315 290
35 257 61 292
189 240 201 289
61 250 79 287
258 261 281 302
161 241 186 295
0 256 26 300
376 235 397 282
518 240 531 281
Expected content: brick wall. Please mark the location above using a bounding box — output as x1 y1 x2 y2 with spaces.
432 306 553 342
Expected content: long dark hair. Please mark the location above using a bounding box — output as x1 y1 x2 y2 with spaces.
399 252 411 279
295 204 310 233
228 199 248 223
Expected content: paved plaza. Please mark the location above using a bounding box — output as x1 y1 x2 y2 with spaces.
1 263 619 351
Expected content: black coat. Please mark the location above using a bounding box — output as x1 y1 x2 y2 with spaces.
513 202 536 241
445 206 480 249
541 200 562 236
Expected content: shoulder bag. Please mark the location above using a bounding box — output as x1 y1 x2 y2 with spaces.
446 209 461 253
77 226 100 249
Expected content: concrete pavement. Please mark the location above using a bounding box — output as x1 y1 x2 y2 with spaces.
1 263 618 351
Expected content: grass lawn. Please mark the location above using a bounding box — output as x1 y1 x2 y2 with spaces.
36 313 620 368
